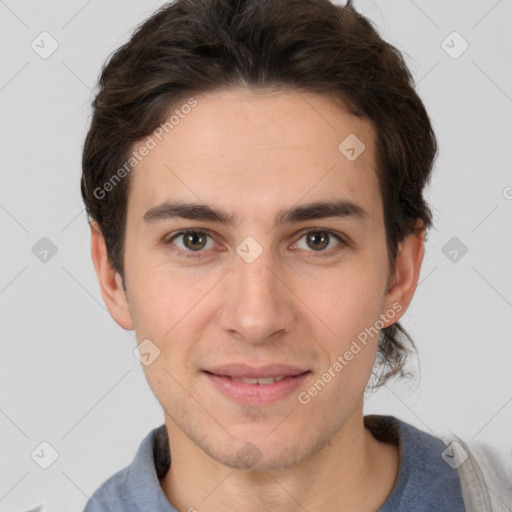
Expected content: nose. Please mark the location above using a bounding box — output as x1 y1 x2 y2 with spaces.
217 245 296 344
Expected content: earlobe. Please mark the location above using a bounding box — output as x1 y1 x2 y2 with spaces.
382 224 425 326
90 221 134 331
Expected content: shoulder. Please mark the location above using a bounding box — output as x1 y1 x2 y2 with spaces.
442 434 512 511
366 415 466 511
83 466 131 512
371 415 512 512
82 425 169 512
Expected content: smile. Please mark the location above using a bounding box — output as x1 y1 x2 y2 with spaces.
203 368 311 405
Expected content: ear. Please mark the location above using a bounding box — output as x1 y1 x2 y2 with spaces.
90 221 134 330
381 222 425 326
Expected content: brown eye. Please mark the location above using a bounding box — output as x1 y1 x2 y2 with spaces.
168 230 215 254
293 229 344 255
306 231 330 251
183 232 207 251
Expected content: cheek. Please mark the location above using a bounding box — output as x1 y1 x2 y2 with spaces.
129 267 210 338
296 261 388 342
302 271 386 397
130 269 208 393
124 234 205 329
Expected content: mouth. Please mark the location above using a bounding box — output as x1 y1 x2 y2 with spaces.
202 364 311 405
214 375 293 384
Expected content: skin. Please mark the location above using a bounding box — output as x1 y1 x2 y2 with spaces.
91 87 425 511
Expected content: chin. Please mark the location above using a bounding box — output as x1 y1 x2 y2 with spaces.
199 427 320 473
211 445 306 472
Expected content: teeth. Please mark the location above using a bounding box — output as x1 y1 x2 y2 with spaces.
232 376 286 385
256 377 278 385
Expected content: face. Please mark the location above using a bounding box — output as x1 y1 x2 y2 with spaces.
98 87 418 471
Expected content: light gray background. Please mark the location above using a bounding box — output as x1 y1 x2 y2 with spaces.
1 0 511 510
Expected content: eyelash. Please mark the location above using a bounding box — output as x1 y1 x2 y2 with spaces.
164 228 347 259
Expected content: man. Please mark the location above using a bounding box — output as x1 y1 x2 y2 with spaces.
81 0 510 510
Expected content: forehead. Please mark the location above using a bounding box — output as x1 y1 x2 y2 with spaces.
128 88 381 224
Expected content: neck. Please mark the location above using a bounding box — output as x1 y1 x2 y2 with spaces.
160 408 399 512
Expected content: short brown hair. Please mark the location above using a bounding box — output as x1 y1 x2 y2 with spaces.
81 0 437 386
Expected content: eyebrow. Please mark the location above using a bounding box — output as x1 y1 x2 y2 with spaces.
142 199 370 226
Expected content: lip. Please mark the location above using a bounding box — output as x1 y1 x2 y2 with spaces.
203 365 311 405
205 364 309 379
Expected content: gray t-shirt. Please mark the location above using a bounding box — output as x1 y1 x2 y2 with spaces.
83 415 466 511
